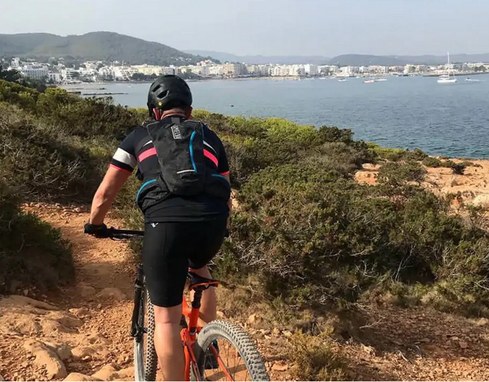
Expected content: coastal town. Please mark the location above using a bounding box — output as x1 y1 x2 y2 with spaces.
3 56 489 83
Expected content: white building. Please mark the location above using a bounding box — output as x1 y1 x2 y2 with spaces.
338 66 353 77
304 64 318 76
20 65 49 79
48 72 62 83
61 68 79 81
208 65 224 77
11 57 21 68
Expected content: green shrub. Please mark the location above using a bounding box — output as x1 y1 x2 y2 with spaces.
289 331 346 381
0 79 39 109
422 156 442 168
0 180 74 293
368 143 428 162
37 89 141 139
378 161 427 187
0 103 105 201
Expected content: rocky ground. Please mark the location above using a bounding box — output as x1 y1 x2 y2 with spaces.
0 205 289 381
2 158 489 381
355 159 489 211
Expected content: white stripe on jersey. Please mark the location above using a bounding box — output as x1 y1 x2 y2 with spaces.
143 140 153 147
113 148 137 168
204 141 217 154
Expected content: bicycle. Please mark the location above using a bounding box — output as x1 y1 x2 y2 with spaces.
107 228 270 381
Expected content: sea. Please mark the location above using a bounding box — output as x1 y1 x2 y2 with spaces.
63 74 489 159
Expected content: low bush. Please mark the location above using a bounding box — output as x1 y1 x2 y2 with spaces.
367 143 428 162
422 156 443 168
377 161 427 187
0 103 104 201
0 180 74 293
289 331 346 381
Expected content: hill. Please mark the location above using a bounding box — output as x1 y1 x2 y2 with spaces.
330 53 489 66
185 50 330 65
329 54 410 66
0 32 212 65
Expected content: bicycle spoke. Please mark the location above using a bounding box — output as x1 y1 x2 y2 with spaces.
203 337 251 381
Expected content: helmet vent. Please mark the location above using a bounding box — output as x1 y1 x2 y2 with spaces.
157 90 169 99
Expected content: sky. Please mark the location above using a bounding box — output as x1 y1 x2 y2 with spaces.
1 0 488 57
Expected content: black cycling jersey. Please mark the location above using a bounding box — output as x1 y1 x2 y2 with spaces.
110 115 230 223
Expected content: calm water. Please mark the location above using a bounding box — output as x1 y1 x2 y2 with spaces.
66 75 489 158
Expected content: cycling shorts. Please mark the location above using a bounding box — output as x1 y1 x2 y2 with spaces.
142 218 227 307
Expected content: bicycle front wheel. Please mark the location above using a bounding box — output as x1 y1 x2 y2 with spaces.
134 288 158 381
194 320 270 381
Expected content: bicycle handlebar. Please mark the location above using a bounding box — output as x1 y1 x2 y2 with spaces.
104 227 228 239
107 228 144 239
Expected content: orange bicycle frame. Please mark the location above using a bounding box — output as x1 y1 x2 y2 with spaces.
180 280 221 381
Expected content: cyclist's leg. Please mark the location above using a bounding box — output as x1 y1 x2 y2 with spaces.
188 217 227 326
189 265 216 326
152 305 184 381
142 222 189 381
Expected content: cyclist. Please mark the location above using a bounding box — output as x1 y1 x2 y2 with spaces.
84 75 231 381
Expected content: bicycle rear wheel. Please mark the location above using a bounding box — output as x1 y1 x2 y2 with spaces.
194 320 270 381
134 288 158 381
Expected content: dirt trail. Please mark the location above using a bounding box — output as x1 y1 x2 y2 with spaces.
2 204 489 381
0 205 137 381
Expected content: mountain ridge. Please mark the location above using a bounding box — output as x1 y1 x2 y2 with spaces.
187 50 489 66
184 50 330 65
0 32 212 66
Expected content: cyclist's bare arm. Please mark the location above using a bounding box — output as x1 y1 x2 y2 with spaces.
222 173 232 227
89 166 130 224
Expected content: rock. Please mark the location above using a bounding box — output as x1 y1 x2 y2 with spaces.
56 344 72 361
282 330 293 337
12 318 42 335
43 342 72 361
118 367 134 378
40 318 63 333
247 314 260 325
271 361 289 372
459 341 469 349
117 353 131 365
69 307 90 317
97 303 102 309
98 288 126 301
472 194 489 207
0 295 57 310
53 314 83 329
72 346 93 359
361 344 375 355
24 340 67 379
74 207 82 213
78 284 96 298
92 365 119 381
216 310 225 319
64 373 101 381
272 328 281 336
420 338 431 343
476 318 489 326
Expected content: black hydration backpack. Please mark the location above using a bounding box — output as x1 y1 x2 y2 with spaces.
136 118 230 212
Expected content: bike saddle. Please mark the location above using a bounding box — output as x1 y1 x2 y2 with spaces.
188 272 219 291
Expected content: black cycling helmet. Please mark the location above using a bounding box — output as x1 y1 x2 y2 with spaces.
147 75 193 117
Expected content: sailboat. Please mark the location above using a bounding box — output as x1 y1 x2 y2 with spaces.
437 52 457 84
